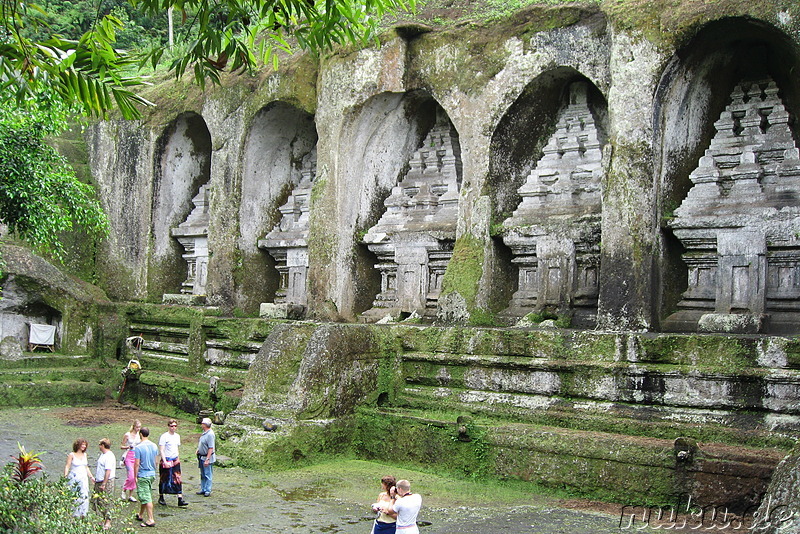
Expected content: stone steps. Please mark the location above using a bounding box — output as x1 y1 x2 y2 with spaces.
0 354 94 369
370 405 785 508
399 350 800 433
0 353 113 407
0 379 109 406
393 386 796 448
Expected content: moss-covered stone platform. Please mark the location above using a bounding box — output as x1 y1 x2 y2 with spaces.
2 304 796 512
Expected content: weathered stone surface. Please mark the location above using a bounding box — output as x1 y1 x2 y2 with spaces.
0 336 23 360
82 5 800 335
258 149 316 308
0 244 110 354
753 445 800 533
500 81 605 326
361 108 462 321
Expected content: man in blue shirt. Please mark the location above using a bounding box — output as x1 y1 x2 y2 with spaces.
134 427 159 527
196 417 216 497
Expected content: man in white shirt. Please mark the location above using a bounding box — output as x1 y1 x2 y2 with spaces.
389 479 422 534
158 419 187 507
92 438 116 530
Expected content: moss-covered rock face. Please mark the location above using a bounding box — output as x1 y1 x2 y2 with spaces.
79 1 800 332
756 442 800 534
205 322 796 508
0 244 112 354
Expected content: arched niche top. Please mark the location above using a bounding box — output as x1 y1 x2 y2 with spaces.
153 111 212 236
157 111 213 165
655 17 800 212
241 101 318 251
339 90 459 230
489 67 609 218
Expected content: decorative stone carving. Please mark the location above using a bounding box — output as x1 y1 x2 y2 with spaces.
361 110 462 321
258 150 316 317
667 78 800 334
501 82 605 326
170 184 209 298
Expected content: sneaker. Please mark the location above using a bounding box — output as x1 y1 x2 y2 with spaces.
177 499 188 507
195 491 205 495
128 496 138 503
203 492 210 497
157 496 166 506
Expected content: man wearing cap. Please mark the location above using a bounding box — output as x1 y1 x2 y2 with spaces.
196 417 216 497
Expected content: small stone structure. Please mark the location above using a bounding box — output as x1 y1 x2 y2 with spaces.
667 78 800 334
501 82 605 326
258 151 316 318
168 184 210 303
361 109 462 320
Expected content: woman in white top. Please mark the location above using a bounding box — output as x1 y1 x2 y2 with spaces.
64 437 95 517
120 419 141 501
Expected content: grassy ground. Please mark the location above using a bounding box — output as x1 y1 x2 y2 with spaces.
0 403 634 533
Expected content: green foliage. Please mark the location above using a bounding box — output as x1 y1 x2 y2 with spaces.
1 0 418 118
0 3 153 119
139 0 418 88
0 463 97 533
0 93 108 260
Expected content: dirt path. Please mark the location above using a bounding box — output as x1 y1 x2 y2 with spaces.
0 404 634 533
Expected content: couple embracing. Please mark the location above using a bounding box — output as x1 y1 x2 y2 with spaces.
370 476 422 534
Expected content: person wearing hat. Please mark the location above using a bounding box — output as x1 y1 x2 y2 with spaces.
196 417 216 497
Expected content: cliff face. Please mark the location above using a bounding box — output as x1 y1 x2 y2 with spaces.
86 1 800 333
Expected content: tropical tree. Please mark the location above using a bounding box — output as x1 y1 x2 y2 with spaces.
0 90 108 260
1 0 417 119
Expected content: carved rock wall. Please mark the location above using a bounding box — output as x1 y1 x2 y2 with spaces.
85 5 800 332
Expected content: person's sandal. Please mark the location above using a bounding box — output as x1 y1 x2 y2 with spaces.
140 522 156 527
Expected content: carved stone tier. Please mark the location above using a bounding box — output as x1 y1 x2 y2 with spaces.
501 82 605 326
667 78 800 334
258 151 316 317
362 110 462 321
168 184 209 299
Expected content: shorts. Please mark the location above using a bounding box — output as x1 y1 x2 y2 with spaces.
136 476 155 504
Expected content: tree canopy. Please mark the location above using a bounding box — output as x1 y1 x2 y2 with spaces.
1 0 417 119
0 91 108 260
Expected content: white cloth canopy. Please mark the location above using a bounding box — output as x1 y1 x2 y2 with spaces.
29 324 56 346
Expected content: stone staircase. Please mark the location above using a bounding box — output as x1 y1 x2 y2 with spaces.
370 327 800 509
120 306 276 418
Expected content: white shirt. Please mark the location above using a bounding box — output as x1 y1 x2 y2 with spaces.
159 432 181 458
394 493 422 528
95 450 116 481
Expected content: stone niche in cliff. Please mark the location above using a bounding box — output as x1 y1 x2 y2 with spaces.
241 103 318 316
258 149 317 318
361 108 462 321
666 78 800 334
500 81 606 327
154 112 212 303
0 276 62 355
169 183 210 300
